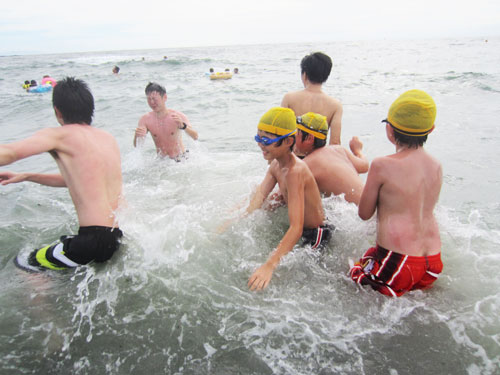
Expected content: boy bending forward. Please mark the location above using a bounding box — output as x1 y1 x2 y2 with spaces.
350 90 443 297
248 107 333 291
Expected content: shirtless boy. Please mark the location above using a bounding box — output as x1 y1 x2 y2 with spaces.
294 112 369 205
350 89 443 297
247 107 333 291
0 77 123 270
134 82 198 160
281 52 343 145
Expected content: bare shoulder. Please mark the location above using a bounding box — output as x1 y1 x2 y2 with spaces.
369 155 391 174
282 90 302 105
290 157 313 180
139 111 154 126
326 94 342 109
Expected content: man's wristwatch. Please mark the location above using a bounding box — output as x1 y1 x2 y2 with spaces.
181 122 187 130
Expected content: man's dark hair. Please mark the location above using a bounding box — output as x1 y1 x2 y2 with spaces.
299 129 327 149
393 131 428 149
300 52 332 84
145 82 166 96
52 77 94 125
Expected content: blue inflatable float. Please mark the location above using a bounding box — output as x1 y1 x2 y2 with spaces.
28 84 52 93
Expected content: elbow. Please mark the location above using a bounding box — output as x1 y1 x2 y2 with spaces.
359 162 369 174
358 209 372 221
0 148 18 166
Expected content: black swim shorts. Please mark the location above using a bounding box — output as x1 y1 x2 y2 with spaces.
28 226 123 270
301 223 335 250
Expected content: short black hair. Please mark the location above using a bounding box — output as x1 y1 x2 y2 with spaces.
52 77 94 125
393 131 428 148
298 129 327 149
300 52 332 84
145 82 166 96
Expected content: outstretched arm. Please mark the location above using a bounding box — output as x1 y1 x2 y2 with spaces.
0 128 59 166
0 171 66 187
248 170 304 291
347 136 369 174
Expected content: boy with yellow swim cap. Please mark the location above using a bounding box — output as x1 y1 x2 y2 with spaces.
294 112 369 205
350 89 443 297
247 107 333 291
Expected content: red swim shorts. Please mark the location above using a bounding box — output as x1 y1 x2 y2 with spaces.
349 244 443 297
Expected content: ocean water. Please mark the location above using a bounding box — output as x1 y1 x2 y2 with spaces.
0 38 499 374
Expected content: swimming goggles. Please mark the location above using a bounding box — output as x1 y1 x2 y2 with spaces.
296 116 327 140
254 130 296 146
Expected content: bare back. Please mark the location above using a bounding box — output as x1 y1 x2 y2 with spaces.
304 146 365 204
365 148 442 256
282 90 343 144
51 125 122 227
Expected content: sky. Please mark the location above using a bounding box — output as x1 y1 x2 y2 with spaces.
2 0 500 55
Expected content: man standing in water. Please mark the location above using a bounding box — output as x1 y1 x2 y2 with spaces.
294 112 369 205
350 89 443 297
0 77 123 271
134 82 198 160
281 52 343 145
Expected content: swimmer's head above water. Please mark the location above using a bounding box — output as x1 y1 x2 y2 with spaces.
256 107 297 150
382 89 437 149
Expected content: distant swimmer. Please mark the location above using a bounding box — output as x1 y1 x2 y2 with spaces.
234 68 239 74
0 77 123 271
244 108 332 291
22 80 30 89
112 65 120 74
134 82 198 161
350 90 443 297
293 112 368 205
281 52 343 145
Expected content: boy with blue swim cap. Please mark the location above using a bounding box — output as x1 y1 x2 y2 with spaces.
246 107 333 291
350 89 443 297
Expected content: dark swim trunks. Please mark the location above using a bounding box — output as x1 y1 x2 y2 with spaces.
349 244 443 297
27 226 123 270
301 223 335 250
174 149 189 162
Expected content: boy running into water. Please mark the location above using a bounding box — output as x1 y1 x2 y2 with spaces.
0 77 123 271
281 52 343 145
350 90 443 297
247 107 333 291
294 112 369 205
134 82 198 160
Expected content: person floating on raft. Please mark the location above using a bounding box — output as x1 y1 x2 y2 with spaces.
209 69 232 80
25 79 53 93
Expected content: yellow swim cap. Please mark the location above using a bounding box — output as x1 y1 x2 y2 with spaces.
386 89 436 136
258 107 297 136
296 112 328 140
